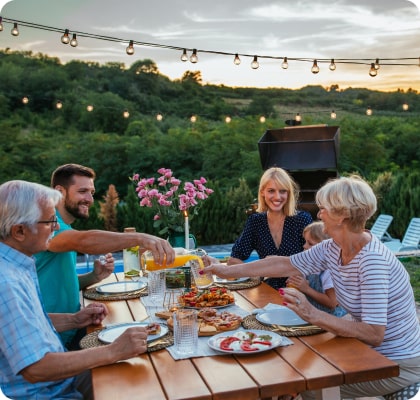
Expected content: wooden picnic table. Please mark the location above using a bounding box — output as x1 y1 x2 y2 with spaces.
82 273 399 400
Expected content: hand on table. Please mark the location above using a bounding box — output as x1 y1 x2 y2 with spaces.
111 326 149 359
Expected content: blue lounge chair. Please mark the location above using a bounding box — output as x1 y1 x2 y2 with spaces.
370 214 393 242
384 217 420 252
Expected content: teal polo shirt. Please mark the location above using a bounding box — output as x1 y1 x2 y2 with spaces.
34 211 80 346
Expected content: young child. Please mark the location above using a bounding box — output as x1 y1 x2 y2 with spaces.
286 221 347 317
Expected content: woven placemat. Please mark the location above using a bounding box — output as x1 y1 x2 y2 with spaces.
242 314 324 337
83 287 148 301
214 277 261 290
79 329 174 352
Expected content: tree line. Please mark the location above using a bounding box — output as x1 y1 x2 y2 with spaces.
0 50 419 243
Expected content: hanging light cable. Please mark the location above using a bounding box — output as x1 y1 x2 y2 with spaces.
11 22 19 36
70 33 78 47
329 59 336 71
281 57 288 69
233 53 241 65
61 29 70 44
369 63 377 77
126 40 135 55
251 56 259 69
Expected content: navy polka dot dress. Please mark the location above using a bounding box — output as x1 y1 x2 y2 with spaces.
230 211 313 289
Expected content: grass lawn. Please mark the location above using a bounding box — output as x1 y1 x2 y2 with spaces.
402 257 420 302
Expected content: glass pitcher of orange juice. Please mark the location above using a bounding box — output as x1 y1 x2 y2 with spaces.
140 248 207 272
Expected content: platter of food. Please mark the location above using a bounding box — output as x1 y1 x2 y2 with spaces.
164 307 243 336
208 329 283 354
95 281 147 295
178 287 235 308
98 322 167 344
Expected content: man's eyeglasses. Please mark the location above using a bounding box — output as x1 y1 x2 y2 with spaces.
37 218 58 229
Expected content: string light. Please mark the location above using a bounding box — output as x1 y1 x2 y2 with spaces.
61 29 70 44
70 33 78 47
329 59 336 71
374 58 380 70
251 56 259 69
330 110 337 119
311 60 319 74
366 106 373 116
0 17 4 32
86 105 94 112
233 53 241 65
156 113 163 121
180 49 188 62
281 57 288 69
126 40 134 55
55 100 63 109
369 63 377 77
295 113 302 122
123 110 130 118
22 96 29 104
190 49 198 63
259 116 266 123
11 22 19 36
402 103 409 111
225 116 232 123
190 115 197 123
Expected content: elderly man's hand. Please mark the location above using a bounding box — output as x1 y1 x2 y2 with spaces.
75 303 109 328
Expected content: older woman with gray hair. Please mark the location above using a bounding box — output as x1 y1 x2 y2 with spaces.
205 175 420 399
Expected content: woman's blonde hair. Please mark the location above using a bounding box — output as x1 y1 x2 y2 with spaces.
303 221 329 243
257 167 298 216
316 175 377 232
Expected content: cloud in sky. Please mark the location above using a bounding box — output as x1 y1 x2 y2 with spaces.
1 0 420 91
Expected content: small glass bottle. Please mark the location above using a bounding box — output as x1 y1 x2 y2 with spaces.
123 227 141 277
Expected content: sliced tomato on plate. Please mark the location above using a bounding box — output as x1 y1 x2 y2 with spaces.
240 340 259 352
220 336 240 351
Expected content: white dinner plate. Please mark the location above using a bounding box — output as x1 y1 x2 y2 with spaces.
208 329 284 354
98 322 168 344
256 308 308 327
215 277 250 284
95 281 147 294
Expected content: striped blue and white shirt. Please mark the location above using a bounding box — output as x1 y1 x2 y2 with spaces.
290 234 420 360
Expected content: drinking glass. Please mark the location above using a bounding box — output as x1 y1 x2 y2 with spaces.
148 271 166 304
163 289 183 312
189 259 214 289
172 309 198 355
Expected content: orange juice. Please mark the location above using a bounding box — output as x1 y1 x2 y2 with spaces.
142 253 204 271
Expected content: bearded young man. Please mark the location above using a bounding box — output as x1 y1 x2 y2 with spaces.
35 164 174 349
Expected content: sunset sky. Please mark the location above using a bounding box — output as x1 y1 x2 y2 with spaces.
1 0 420 92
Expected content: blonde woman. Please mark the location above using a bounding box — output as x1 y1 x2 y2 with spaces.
228 167 312 289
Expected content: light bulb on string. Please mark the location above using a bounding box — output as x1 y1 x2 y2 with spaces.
180 49 188 62
0 17 4 32
251 56 259 69
190 115 197 123
259 116 266 123
123 110 130 118
22 96 29 104
190 49 198 63
225 116 232 123
366 106 373 116
70 34 78 47
11 22 19 36
281 57 288 69
329 59 336 71
311 60 319 74
86 105 94 112
295 113 301 122
233 53 241 65
55 100 63 110
126 40 134 55
61 29 70 44
330 110 337 119
369 63 377 77
374 58 380 70
402 103 409 111
156 113 163 121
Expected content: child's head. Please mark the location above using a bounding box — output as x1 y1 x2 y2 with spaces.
303 221 329 250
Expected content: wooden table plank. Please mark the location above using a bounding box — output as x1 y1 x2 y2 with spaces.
300 333 400 384
192 356 260 400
